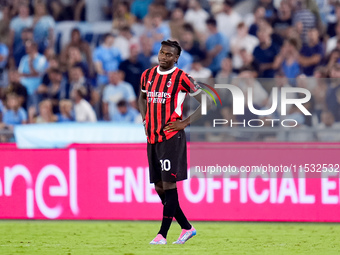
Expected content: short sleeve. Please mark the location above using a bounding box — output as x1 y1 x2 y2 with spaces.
180 73 202 97
102 86 110 103
9 18 16 30
140 70 147 93
35 56 47 73
0 45 9 57
93 48 100 62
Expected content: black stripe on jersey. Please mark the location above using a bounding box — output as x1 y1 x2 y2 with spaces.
159 74 172 141
170 69 183 121
147 68 158 139
181 74 194 92
144 68 152 87
153 71 164 143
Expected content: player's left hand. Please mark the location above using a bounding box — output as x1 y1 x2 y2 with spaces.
164 120 187 132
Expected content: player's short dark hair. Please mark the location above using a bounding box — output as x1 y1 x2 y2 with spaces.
50 68 62 74
71 28 81 35
22 27 33 34
224 0 234 7
206 16 217 27
161 40 182 56
182 23 195 33
117 99 127 107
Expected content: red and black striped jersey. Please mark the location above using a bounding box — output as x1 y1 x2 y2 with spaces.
140 65 201 144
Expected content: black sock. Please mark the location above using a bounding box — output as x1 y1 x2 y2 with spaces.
175 206 191 230
157 192 191 230
158 193 165 204
158 188 178 238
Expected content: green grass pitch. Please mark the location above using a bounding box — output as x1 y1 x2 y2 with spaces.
1 221 340 255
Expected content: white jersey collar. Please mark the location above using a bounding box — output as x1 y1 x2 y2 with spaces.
157 66 177 75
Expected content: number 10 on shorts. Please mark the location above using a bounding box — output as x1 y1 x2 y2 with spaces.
160 159 171 171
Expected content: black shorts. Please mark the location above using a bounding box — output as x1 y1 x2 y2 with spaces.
147 130 187 183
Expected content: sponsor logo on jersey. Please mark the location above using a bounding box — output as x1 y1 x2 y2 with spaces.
147 91 171 104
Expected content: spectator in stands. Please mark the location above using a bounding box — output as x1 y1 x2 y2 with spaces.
47 0 74 21
180 24 206 62
6 69 28 110
273 38 301 84
138 36 153 70
326 49 340 71
102 71 136 121
317 110 340 141
256 0 277 23
93 33 122 86
265 71 294 118
112 1 136 31
61 64 94 105
30 99 57 123
37 68 65 113
119 44 144 97
131 0 153 21
298 28 323 76
292 0 316 44
177 50 193 72
40 56 60 90
215 57 236 84
18 40 47 104
312 66 329 121
206 17 229 77
184 0 209 38
216 0 242 40
0 42 9 88
272 0 293 38
327 3 340 38
71 88 97 122
236 67 268 108
326 22 340 56
188 56 212 78
112 99 141 123
57 99 73 122
326 63 340 121
12 28 34 67
65 46 89 78
0 93 27 129
60 28 93 77
230 22 258 73
253 27 280 78
169 8 185 41
9 3 32 54
0 5 11 46
146 13 171 55
32 1 55 53
113 26 139 61
296 75 315 126
239 48 254 70
248 6 266 37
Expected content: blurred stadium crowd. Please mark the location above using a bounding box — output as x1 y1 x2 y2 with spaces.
0 0 340 142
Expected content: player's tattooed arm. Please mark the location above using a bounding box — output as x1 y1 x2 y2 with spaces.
164 93 212 132
138 91 148 136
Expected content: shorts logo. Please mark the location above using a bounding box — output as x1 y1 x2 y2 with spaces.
171 173 177 178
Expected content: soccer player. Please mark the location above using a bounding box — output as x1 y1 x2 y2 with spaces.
138 40 207 244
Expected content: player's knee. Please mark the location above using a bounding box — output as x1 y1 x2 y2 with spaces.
154 183 164 195
163 181 176 190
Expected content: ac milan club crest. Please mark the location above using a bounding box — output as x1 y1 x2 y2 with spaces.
167 79 172 87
